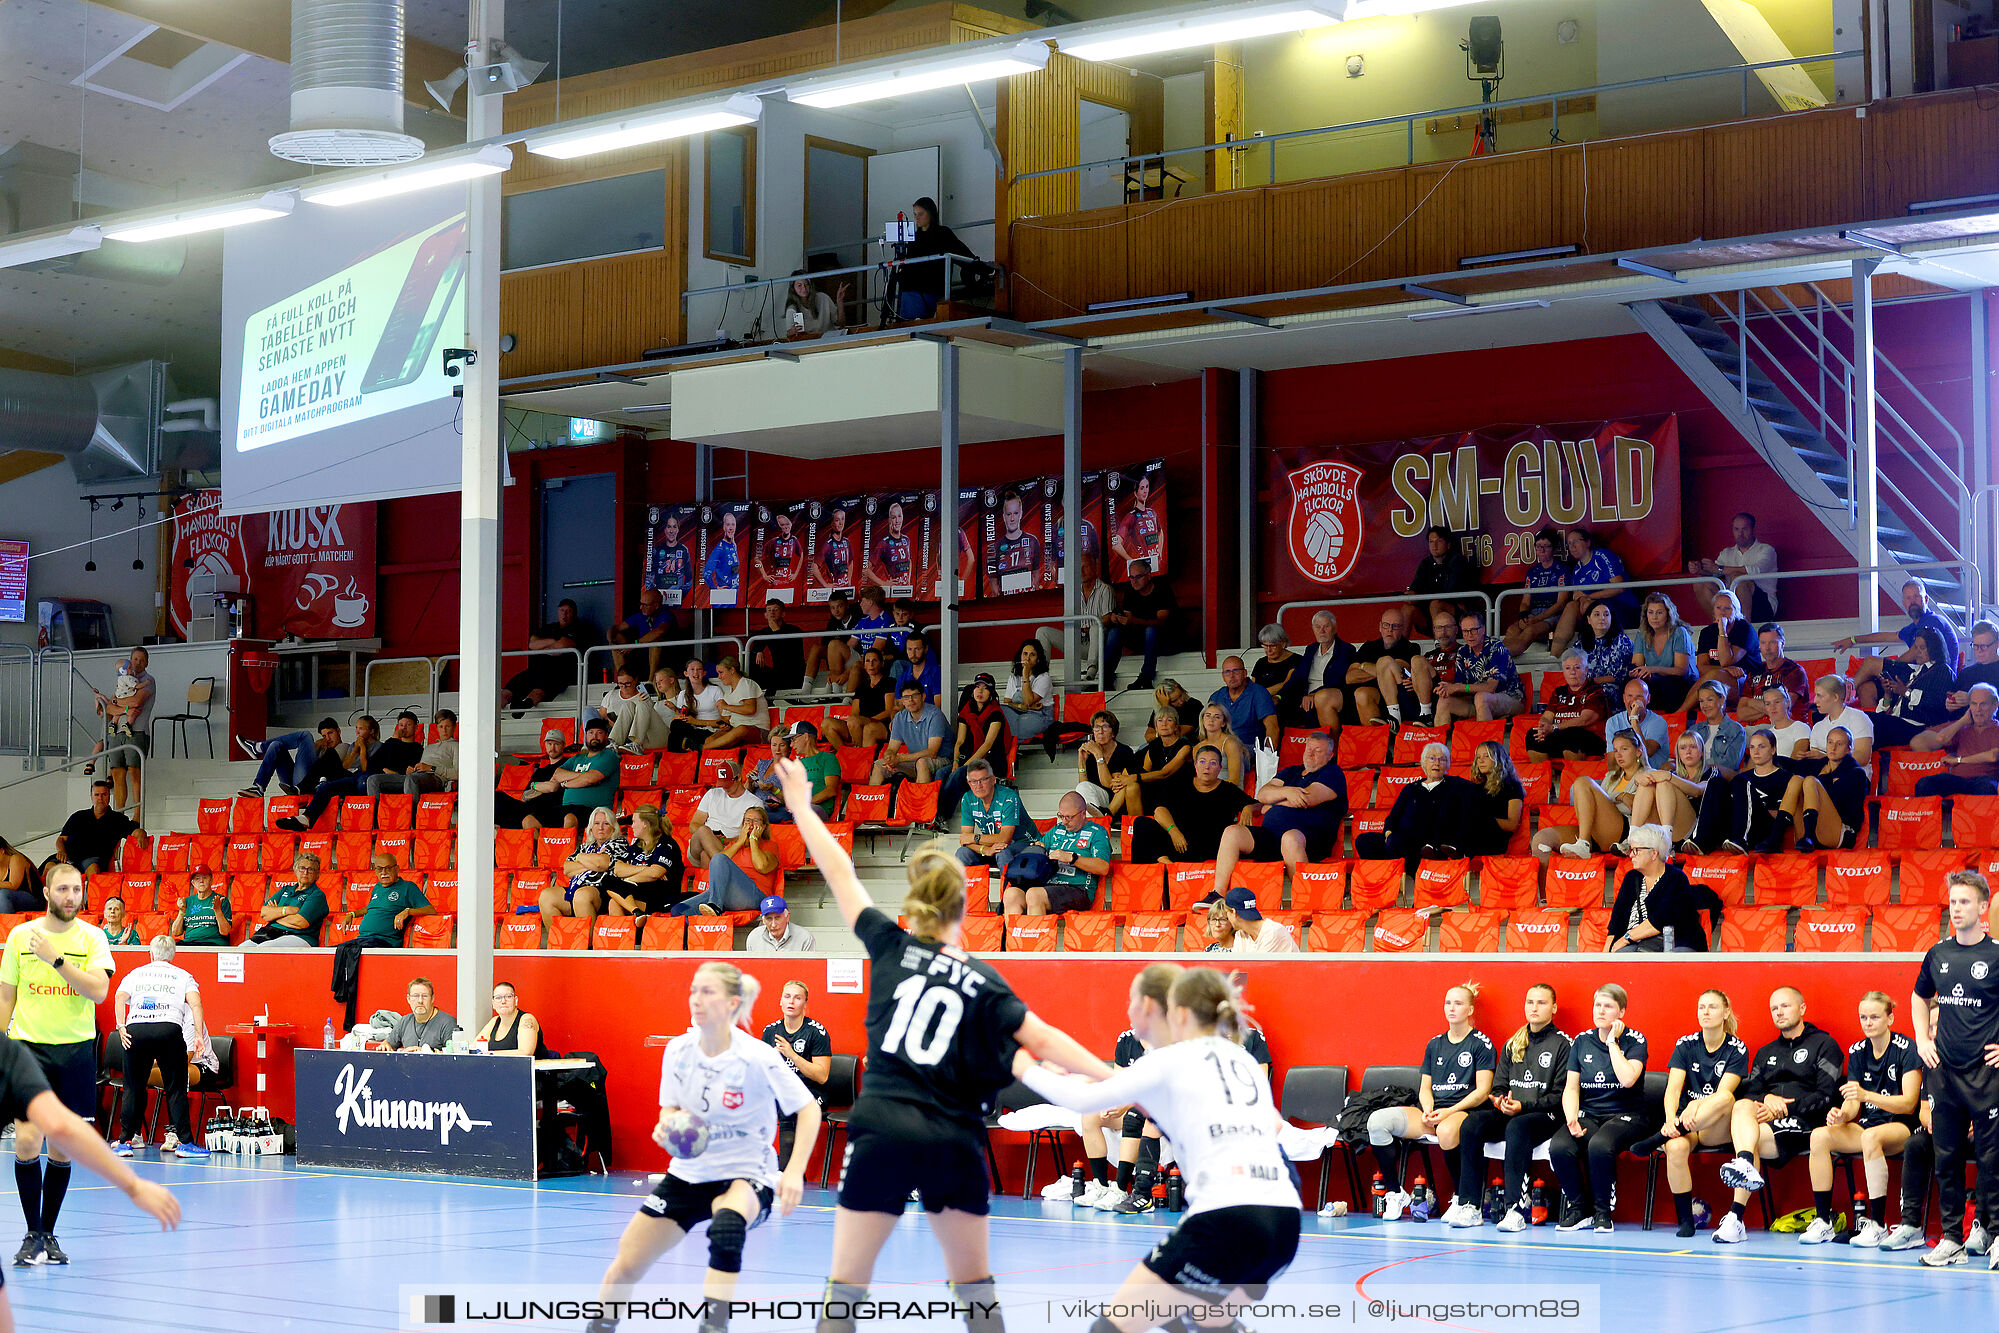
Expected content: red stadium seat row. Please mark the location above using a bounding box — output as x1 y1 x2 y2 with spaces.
193 793 457 835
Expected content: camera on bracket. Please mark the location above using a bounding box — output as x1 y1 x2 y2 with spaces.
441 347 479 378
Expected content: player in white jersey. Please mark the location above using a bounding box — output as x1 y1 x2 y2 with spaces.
588 962 820 1333
1020 965 1300 1333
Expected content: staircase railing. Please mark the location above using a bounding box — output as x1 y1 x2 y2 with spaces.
0 748 148 851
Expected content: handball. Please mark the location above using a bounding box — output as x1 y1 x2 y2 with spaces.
662 1110 709 1158
1690 1198 1712 1230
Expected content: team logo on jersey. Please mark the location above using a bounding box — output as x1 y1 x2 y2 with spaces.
1286 462 1363 585
1538 1051 1553 1068
1954 984 1965 998
722 1089 744 1110
1457 1051 1473 1067
1975 962 1991 981
1793 1049 1809 1063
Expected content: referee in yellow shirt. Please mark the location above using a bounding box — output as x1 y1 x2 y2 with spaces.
0 863 113 1267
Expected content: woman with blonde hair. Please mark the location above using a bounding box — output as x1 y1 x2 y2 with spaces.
1534 730 1648 860
1195 703 1248 789
1451 983 1570 1231
1630 591 1696 712
1629 731 1719 851
1647 988 1748 1237
589 961 820 1333
607 806 685 914
1806 992 1920 1247
773 758 1108 1331
1363 981 1494 1211
1548 982 1653 1233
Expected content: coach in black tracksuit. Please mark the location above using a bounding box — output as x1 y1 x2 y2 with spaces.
1910 871 1999 1266
1714 988 1844 1241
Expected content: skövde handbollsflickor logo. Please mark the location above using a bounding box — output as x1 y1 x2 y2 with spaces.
1287 461 1364 584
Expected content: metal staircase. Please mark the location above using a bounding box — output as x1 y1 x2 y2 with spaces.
1629 288 1979 625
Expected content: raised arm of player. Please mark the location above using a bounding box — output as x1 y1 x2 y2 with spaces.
1015 1012 1114 1081
774 757 872 926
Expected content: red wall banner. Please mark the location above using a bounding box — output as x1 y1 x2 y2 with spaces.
168 489 251 640
1262 416 1681 618
246 504 378 640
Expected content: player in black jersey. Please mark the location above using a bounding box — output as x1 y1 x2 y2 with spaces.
1642 988 1749 1237
1362 982 1494 1210
774 759 1109 1333
1802 991 1921 1245
1549 983 1654 1233
1713 986 1845 1244
1910 870 1999 1269
1455 983 1570 1231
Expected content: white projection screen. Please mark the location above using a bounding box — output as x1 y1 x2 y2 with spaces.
220 190 468 514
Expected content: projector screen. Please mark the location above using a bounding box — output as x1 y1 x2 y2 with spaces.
220 191 468 515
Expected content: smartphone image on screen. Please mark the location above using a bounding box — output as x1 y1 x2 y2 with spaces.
360 219 467 394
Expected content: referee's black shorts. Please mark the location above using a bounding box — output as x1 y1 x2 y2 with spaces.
1143 1204 1300 1303
837 1097 991 1217
22 1039 96 1120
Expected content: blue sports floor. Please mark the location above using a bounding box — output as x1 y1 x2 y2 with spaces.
9 1152 1994 1332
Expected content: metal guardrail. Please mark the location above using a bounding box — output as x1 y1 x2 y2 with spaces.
361 656 438 722
1494 574 1725 628
740 625 933 685
434 648 584 725
1731 560 1980 638
580 637 746 695
938 615 1106 705
1274 591 1499 637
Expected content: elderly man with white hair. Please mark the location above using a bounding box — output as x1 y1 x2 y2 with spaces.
1279 609 1355 740
1209 731 1348 896
1354 741 1478 870
111 936 211 1158
1910 681 1999 798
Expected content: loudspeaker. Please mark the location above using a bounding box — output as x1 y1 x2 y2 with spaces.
1467 17 1503 75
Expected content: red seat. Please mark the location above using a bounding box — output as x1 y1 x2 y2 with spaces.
262 833 299 873
1374 767 1422 807
1278 728 1312 767
701 750 746 787
1291 862 1349 912
1537 804 1577 834
1899 850 1971 904
507 871 552 912
1795 908 1866 952
1823 851 1892 905
497 766 533 795
322 920 360 947
845 785 892 823
1063 912 1119 952
1576 907 1613 952
664 788 704 830
539 717 578 750
960 866 993 914
1226 860 1285 912
1122 912 1180 952
227 875 268 915
375 796 414 832
1351 808 1392 849
619 752 659 787
537 828 578 868
342 882 373 915
1545 856 1609 910
1516 763 1555 806
1681 855 1749 907
154 873 188 913
1883 750 1947 799
592 917 638 951
1874 798 1943 852
1438 909 1505 952
640 915 686 950
1869 906 1941 952
338 796 376 831
497 918 542 950
1451 720 1504 754
149 833 188 873
657 752 699 787
331 831 370 872
412 830 454 872
374 831 413 869
121 835 153 872
547 915 594 950
224 837 262 874
1059 692 1107 724
119 875 158 913
1561 756 1609 786
1718 908 1789 953
1505 909 1571 953
1392 726 1448 766
619 786 666 817
1475 856 1540 910
408 915 455 948
189 834 226 872
424 873 459 913
1167 863 1219 909
1951 796 1999 849
415 793 457 830
1307 910 1367 952
229 796 265 833
1349 859 1402 912
959 915 1005 952
1344 770 1375 811
1337 729 1389 769
494 830 535 872
1413 859 1470 909
1751 854 1818 907
1107 863 1165 913
1005 916 1060 952
196 799 230 834
1371 908 1428 953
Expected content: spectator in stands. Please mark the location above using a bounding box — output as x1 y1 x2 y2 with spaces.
1527 651 1612 761
1209 731 1346 895
1718 729 1804 854
1871 625 1954 749
1945 619 1999 720
1552 529 1633 655
347 852 432 948
1503 528 1570 656
803 591 858 690
1356 741 1477 868
705 656 768 751
1209 656 1280 751
673 806 781 916
1038 570 1116 682
246 852 330 948
873 681 948 786
1758 684 1813 764
171 867 229 946
783 271 843 338
532 716 619 831
1605 678 1670 767
1196 898 1231 952
1129 745 1252 866
1795 725 1868 852
1280 609 1354 738
662 658 725 752
1003 792 1113 915
1838 579 1962 709
790 724 842 820
1690 591 1758 712
100 895 141 946
939 675 1007 822
1135 706 1193 816
1737 623 1810 725
394 710 457 796
1630 593 1697 713
994 639 1057 756
898 195 981 321
1606 824 1720 952
0 836 38 914
746 896 817 954
1075 711 1138 816
1409 525 1478 636
1194 704 1249 789
543 806 619 933
1688 681 1749 780
954 760 1031 878
746 730 793 823
1910 682 1999 798
99 646 155 811
605 806 685 915
749 599 806 701
1250 625 1300 699
54 780 141 875
687 761 759 870
273 715 407 828
844 587 898 679
1353 607 1433 726
1541 731 1648 860
1688 512 1779 619
1630 733 1720 853
1807 674 1875 769
1104 559 1175 691
892 631 942 709
825 648 895 751
475 982 550 1057
387 978 456 1052
608 585 678 681
1223 885 1297 953
1436 613 1526 724
1421 613 1461 691
358 711 427 797
238 716 347 798
501 598 597 715
601 667 670 753
1467 741 1526 856
1574 601 1634 697
1143 680 1194 743
493 729 569 831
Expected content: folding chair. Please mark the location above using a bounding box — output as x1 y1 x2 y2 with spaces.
1474 855 1541 910
1004 917 1060 952
1307 910 1368 952
1280 1065 1360 1209
1717 908 1789 952
1795 908 1866 952
1291 862 1350 912
1874 798 1943 852
1413 858 1470 909
1122 913 1180 952
1505 909 1571 952
1062 912 1119 951
1823 851 1892 906
1349 859 1403 912
1751 854 1819 908
1371 908 1428 953
1544 856 1609 910
1437 908 1505 952
1900 850 1971 904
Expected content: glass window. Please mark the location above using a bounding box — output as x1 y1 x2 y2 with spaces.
502 171 667 271
704 127 756 265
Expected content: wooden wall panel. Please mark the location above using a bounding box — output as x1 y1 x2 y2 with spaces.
1551 134 1706 256
1863 88 1999 215
497 267 585 378
1266 172 1415 290
1006 205 1130 321
1701 108 1863 237
581 253 683 367
1125 191 1267 305
1406 152 1555 275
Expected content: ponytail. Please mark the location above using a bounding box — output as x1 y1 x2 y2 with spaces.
903 841 968 940
1506 983 1558 1062
1170 967 1246 1043
696 961 762 1031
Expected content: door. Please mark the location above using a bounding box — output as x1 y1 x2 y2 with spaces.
1078 99 1131 211
866 146 941 243
805 138 871 272
539 473 618 638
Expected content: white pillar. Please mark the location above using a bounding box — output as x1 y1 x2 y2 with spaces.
455 0 504 1023
1061 347 1082 675
939 344 961 702
1854 258 1881 633
1238 368 1258 651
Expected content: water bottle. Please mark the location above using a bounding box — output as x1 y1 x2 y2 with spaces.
1854 1190 1868 1233
1151 1177 1169 1210
1371 1172 1387 1218
1069 1163 1085 1198
323 1018 335 1050
1530 1178 1549 1226
1662 926 1676 953
1165 1167 1185 1212
1410 1175 1432 1221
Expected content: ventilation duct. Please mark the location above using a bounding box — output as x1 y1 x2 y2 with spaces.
269 0 423 166
0 361 172 484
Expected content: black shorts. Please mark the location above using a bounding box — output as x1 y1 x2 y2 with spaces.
1246 824 1334 864
838 1097 991 1217
22 1039 96 1120
1043 882 1094 914
1143 1204 1300 1303
639 1172 774 1231
1767 1116 1819 1168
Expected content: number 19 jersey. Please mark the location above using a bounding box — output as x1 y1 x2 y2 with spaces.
853 906 1028 1128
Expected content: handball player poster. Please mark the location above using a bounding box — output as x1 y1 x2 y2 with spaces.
1040 473 1104 591
1105 459 1168 581
695 501 754 610
864 491 928 599
805 496 863 603
749 503 806 605
644 504 701 608
980 482 1044 598
955 487 980 602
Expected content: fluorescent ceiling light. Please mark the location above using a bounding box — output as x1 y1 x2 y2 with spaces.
105 192 295 243
789 40 1049 109
303 145 515 206
0 225 103 269
526 95 764 160
1063 4 1341 62
1407 298 1550 321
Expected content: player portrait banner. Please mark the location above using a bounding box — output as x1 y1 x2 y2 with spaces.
645 504 702 608
748 502 805 606
1261 416 1682 602
980 481 1044 598
863 490 931 600
695 501 754 610
805 495 864 604
245 502 378 640
1104 460 1168 582
1043 471 1104 591
168 489 251 640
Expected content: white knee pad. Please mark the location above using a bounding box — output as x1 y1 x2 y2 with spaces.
1368 1108 1404 1147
